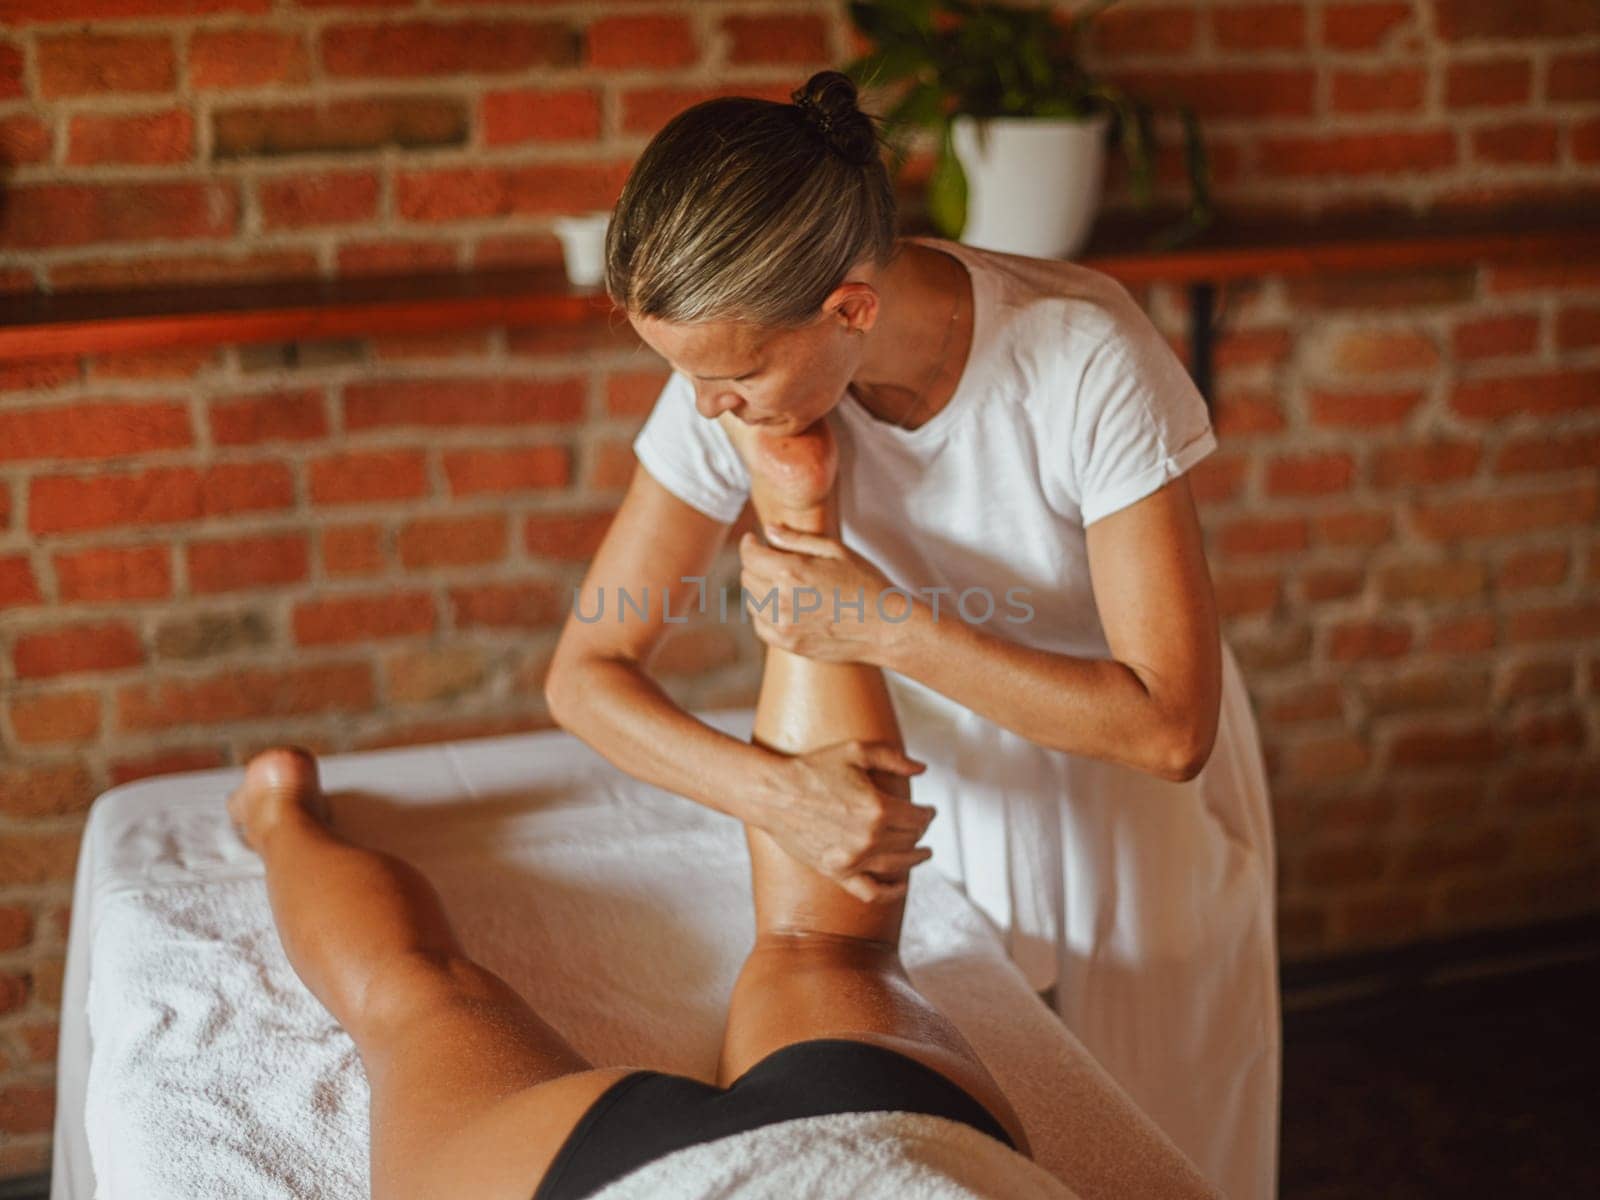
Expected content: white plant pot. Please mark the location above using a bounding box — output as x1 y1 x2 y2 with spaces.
950 110 1114 259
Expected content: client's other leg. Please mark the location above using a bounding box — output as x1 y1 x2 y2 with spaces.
715 416 1031 1155
228 749 634 1200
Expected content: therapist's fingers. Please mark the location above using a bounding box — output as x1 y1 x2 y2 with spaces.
849 740 927 776
840 871 909 905
857 847 934 878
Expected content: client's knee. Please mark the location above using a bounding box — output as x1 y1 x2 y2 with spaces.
354 949 512 1040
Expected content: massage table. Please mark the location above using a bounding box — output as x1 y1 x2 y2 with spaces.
51 708 1220 1199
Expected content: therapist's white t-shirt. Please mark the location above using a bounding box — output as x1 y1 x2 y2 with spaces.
630 236 1279 1200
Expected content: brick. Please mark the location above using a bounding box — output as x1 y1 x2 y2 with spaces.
1328 619 1412 660
321 524 386 577
523 510 615 562
1263 682 1343 724
190 29 311 90
13 621 144 679
1510 706 1587 751
1424 613 1496 653
1330 66 1425 114
1321 2 1412 50
1410 483 1598 541
345 378 585 429
8 691 101 746
4 0 267 18
1308 388 1425 428
1472 122 1559 166
0 909 32 952
0 181 238 250
29 463 294 535
1313 508 1393 547
1485 261 1600 294
0 356 77 393
1506 601 1600 644
444 444 569 496
1370 440 1481 487
0 761 95 820
1301 841 1386 888
1433 0 1600 41
1549 48 1600 102
0 400 193 464
37 33 174 98
1288 267 1476 311
1445 58 1532 108
397 514 507 568
619 83 815 135
0 1085 55 1135
258 170 379 230
50 248 318 291
1260 131 1457 178
214 97 468 158
370 329 494 361
1264 452 1354 497
1091 6 1198 56
1493 432 1600 476
0 42 22 99
341 240 461 277
187 532 310 593
1451 313 1539 360
1298 566 1364 603
396 163 631 221
1399 828 1510 881
153 609 271 660
1211 572 1279 618
1213 328 1291 371
587 15 697 69
356 712 552 752
293 592 436 645
1554 305 1600 350
1364 664 1491 714
1388 721 1499 768
55 545 172 602
1 556 44 609
321 21 578 79
0 833 81 886
721 14 829 65
116 662 375 731
1496 547 1570 591
1209 390 1283 438
482 88 602 145
1375 560 1485 602
1215 516 1308 556
587 439 637 490
604 371 668 419
1187 453 1248 504
1322 329 1438 376
67 109 193 166
86 346 218 381
0 114 52 165
109 746 229 787
210 389 328 446
449 581 566 630
1335 893 1428 945
383 645 490 705
309 450 429 505
1211 4 1305 49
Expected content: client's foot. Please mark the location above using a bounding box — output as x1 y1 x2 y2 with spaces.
226 745 330 852
716 412 839 535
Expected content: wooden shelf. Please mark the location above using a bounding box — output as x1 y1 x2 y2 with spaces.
2 207 1596 364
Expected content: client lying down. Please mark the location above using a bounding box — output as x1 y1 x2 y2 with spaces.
226 417 1073 1199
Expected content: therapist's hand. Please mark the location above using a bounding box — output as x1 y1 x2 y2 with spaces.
758 740 938 904
738 525 913 666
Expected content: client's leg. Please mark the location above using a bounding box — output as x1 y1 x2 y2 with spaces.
715 416 1031 1155
228 749 633 1200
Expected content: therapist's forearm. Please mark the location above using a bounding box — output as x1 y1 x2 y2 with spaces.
878 604 1201 781
546 653 787 827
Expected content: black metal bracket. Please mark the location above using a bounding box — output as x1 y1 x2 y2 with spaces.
1188 280 1216 410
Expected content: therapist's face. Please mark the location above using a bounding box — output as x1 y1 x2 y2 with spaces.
628 289 873 436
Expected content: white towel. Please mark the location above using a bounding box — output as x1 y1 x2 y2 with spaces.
585 1111 1080 1199
77 733 1219 1200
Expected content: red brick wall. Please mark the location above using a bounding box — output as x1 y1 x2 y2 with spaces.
1 0 1598 1175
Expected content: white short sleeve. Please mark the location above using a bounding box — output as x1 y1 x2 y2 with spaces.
1068 293 1217 527
631 370 751 524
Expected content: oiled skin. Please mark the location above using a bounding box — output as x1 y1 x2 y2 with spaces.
227 420 1029 1200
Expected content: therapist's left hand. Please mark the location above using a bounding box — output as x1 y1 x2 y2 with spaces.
737 524 914 665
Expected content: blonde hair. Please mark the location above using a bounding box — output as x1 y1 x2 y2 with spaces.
604 70 898 329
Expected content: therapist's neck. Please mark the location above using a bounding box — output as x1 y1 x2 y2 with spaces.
848 239 968 427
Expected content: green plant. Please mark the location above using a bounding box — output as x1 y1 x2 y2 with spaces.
843 0 1213 252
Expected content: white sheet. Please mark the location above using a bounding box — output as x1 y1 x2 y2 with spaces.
51 708 1218 1200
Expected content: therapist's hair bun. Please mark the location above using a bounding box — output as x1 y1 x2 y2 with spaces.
791 71 879 168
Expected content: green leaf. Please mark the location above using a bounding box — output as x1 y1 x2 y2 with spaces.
926 121 968 238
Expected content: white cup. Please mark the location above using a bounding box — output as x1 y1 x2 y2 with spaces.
552 211 611 288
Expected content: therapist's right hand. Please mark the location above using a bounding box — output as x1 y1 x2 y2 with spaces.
759 740 938 904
